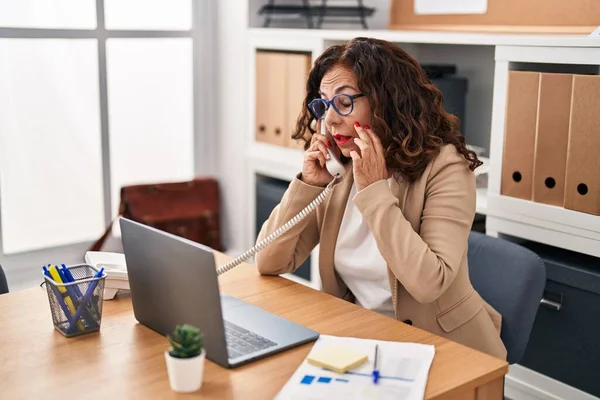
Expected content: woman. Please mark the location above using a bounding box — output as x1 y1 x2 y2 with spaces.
255 37 507 360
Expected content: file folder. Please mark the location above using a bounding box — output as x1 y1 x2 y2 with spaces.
564 75 600 215
532 73 573 206
501 71 540 200
255 51 287 147
285 53 312 151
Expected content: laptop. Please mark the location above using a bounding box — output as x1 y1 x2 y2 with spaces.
119 218 319 368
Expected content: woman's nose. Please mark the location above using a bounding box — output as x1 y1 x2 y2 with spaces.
323 108 338 128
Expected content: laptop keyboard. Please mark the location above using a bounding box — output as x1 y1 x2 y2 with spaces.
224 320 278 359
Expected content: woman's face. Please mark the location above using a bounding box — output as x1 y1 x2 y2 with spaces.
319 64 372 158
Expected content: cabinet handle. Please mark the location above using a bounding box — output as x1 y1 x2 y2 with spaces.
540 298 562 311
258 125 266 133
275 127 281 135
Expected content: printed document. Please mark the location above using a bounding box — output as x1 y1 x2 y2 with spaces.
275 335 435 400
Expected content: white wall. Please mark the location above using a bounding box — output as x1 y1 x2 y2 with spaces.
217 0 251 253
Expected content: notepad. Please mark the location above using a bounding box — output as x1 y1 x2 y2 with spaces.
307 346 368 373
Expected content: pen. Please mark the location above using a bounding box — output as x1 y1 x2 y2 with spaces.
372 344 380 384
66 267 105 335
60 264 99 328
61 264 84 298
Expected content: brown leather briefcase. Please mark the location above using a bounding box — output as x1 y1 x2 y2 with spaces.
90 178 224 252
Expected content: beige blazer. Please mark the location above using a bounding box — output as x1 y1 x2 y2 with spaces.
256 144 507 360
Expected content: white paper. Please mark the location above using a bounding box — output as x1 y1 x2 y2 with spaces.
275 335 435 400
589 26 600 38
415 0 487 15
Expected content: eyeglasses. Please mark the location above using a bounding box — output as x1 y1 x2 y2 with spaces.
308 93 365 120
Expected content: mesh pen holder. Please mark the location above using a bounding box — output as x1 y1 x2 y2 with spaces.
43 264 106 337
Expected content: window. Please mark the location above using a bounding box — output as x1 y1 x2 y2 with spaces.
0 1 211 254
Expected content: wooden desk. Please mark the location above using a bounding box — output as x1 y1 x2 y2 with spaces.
0 253 507 399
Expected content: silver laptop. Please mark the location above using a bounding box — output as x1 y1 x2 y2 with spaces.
119 218 319 368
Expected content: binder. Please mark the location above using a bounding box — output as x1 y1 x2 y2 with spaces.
532 73 573 206
564 75 600 216
285 53 312 150
255 51 287 146
501 71 540 200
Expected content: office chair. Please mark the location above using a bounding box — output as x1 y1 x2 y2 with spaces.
467 231 546 364
0 264 8 294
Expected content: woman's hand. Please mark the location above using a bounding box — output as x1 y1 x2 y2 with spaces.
301 122 334 187
350 123 388 191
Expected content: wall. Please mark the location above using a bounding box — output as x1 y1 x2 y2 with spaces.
216 0 251 254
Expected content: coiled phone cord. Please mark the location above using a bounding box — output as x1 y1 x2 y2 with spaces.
216 175 341 276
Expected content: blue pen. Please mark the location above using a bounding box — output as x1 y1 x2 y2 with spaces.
66 267 105 335
60 264 98 328
61 264 84 298
372 344 380 384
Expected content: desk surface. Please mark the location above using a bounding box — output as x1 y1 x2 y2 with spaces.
0 253 507 399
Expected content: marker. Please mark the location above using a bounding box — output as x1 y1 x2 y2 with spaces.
47 264 85 332
372 344 380 384
42 265 73 323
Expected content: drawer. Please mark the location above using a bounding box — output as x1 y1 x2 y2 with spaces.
518 240 600 397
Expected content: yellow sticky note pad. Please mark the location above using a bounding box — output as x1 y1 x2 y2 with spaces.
307 346 368 373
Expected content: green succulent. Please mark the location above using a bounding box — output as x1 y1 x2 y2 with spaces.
167 324 204 359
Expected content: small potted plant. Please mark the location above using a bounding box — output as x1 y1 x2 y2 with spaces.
165 324 206 392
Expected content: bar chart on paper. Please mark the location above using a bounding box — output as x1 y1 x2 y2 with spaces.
275 335 435 400
295 373 411 398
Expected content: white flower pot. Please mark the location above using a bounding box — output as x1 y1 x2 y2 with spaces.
165 349 206 393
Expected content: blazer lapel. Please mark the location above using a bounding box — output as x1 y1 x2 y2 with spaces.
386 173 410 316
319 163 354 298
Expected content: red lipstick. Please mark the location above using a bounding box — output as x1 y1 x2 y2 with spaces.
333 134 353 146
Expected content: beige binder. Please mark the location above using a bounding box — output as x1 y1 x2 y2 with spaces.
501 71 540 200
285 53 312 150
532 73 573 206
255 51 287 146
564 75 600 215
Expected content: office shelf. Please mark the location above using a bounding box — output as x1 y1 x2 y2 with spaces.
247 142 304 182
241 27 600 400
248 27 600 48
487 194 600 236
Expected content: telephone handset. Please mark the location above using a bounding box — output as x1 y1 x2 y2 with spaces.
216 121 345 276
322 122 346 178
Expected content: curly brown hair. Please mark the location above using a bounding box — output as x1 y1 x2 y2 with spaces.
293 37 482 182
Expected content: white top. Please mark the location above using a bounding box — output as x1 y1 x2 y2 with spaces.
334 180 396 319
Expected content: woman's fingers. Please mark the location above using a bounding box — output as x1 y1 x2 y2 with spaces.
353 137 370 153
306 150 327 168
311 131 330 145
364 126 384 156
354 122 370 144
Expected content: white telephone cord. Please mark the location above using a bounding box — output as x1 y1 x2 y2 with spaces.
216 175 341 276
